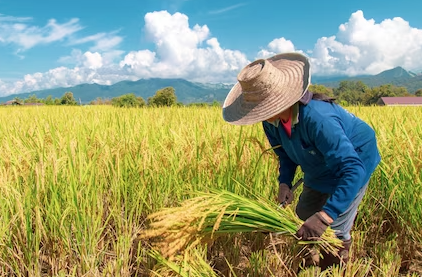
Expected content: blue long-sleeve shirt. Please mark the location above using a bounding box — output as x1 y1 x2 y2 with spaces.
263 96 381 220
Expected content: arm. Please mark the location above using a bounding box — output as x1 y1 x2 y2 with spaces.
306 114 366 220
262 122 298 187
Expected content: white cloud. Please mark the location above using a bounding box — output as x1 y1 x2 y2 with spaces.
0 14 123 63
120 50 156 74
3 66 130 95
59 48 125 68
101 50 126 66
69 31 123 52
256 37 297 59
208 3 247 15
254 10 422 77
310 10 422 76
119 10 249 82
83 52 103 69
144 11 210 65
40 9 248 93
0 14 32 23
58 49 84 65
2 10 422 97
0 17 83 50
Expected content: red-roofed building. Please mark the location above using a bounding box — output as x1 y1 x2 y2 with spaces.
24 103 45 106
2 100 22 105
377 97 422 106
2 100 45 106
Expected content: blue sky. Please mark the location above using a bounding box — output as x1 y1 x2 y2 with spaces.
1 0 422 96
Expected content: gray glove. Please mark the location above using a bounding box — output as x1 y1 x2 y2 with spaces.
278 183 294 206
296 212 330 241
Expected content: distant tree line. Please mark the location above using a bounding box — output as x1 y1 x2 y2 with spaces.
310 81 422 106
103 86 179 107
4 82 422 107
89 87 181 107
6 87 180 108
11 92 79 106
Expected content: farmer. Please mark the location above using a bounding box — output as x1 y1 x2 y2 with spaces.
222 52 381 270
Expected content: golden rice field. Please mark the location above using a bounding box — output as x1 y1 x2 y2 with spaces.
0 105 421 277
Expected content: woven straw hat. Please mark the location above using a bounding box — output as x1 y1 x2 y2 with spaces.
222 52 311 125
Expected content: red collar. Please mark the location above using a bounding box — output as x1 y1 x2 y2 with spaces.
281 112 292 138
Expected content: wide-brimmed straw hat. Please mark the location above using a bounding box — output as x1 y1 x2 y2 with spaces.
222 52 311 125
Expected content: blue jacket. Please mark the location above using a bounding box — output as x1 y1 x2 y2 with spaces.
263 95 381 220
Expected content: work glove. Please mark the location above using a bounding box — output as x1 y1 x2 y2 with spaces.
278 183 294 206
296 212 331 241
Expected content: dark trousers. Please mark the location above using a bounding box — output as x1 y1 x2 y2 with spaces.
295 182 369 241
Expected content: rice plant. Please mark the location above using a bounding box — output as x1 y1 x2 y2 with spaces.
0 105 420 276
148 247 220 277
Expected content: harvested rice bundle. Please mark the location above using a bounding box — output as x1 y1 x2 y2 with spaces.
141 189 342 258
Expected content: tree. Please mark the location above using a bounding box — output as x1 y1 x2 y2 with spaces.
309 84 334 97
334 81 369 105
13 97 23 105
24 94 41 103
111 93 145 107
61 92 77 105
148 87 177 106
212 100 221 107
362 84 409 105
415 89 422 97
334 80 369 95
44 95 54 105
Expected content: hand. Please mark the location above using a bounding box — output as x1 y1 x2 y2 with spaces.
278 183 294 206
296 212 332 241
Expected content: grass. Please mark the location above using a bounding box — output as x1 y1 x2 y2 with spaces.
0 105 420 276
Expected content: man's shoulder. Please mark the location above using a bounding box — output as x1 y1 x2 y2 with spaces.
301 100 335 118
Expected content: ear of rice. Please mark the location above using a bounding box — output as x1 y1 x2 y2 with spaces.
141 188 342 258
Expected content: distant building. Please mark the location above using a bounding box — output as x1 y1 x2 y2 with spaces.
377 97 422 106
2 100 22 105
1 100 45 106
23 103 45 106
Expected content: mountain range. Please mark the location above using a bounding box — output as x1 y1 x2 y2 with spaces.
0 66 421 104
313 66 422 91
